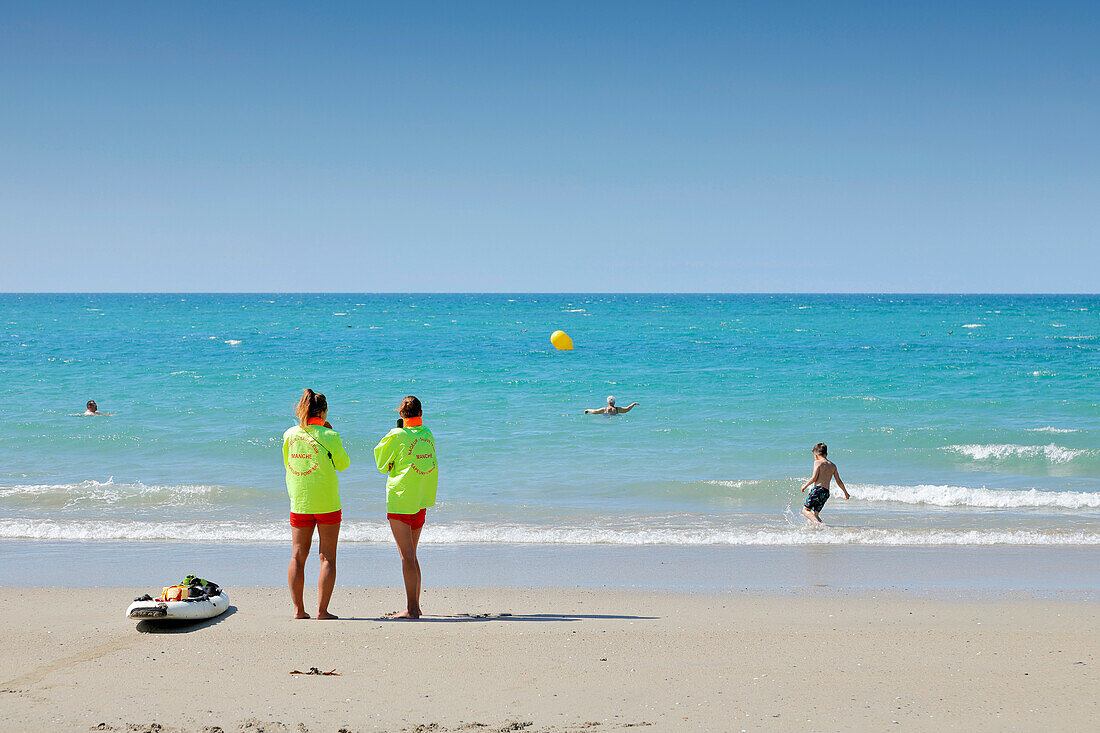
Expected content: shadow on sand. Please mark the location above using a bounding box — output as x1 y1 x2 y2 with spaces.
342 612 658 623
136 605 238 634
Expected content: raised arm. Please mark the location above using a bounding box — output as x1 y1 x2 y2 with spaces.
617 402 640 413
374 431 398 473
329 433 351 472
801 463 821 492
583 407 608 414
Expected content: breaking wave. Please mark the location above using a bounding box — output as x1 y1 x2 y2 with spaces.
0 519 1095 546
943 443 1091 464
0 480 262 509
850 483 1099 510
1024 427 1080 434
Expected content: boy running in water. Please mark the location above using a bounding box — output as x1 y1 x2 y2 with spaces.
800 442 849 523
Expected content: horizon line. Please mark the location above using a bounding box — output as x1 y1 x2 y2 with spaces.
0 291 1097 297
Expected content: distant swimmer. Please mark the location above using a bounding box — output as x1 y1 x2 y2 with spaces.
83 400 111 416
800 442 849 523
584 395 639 415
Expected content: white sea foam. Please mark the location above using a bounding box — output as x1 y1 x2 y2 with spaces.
703 480 760 489
224 339 242 346
0 519 1095 546
0 479 239 508
850 483 1100 510
944 443 1089 463
1025 427 1080 434
962 323 983 328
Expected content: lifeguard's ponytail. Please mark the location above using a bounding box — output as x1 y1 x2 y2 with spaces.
296 388 328 428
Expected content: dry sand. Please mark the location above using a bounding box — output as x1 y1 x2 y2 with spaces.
0 586 1095 732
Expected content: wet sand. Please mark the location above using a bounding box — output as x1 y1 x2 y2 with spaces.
5 540 1097 596
0 586 1095 731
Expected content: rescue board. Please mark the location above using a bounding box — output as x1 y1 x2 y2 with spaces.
127 591 230 621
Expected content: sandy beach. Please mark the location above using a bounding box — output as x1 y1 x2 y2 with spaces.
0 586 1095 732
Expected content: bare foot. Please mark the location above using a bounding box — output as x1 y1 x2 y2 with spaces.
384 609 421 620
293 610 311 619
316 611 339 620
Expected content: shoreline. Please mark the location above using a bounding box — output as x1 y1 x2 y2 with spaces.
2 540 1097 600
2 586 1096 731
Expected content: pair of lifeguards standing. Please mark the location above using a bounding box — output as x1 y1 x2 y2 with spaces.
282 389 437 620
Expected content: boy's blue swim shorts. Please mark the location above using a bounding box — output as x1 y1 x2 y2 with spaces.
804 485 830 512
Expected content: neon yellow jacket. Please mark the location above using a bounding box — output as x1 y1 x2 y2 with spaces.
374 424 438 514
282 423 351 514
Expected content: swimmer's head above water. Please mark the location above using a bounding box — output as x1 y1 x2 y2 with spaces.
584 396 638 415
83 399 110 416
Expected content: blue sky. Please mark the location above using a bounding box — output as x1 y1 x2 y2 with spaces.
1 1 1097 292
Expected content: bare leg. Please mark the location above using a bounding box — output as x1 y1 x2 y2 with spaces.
412 524 423 600
388 519 422 619
316 521 340 620
802 507 823 524
288 525 314 619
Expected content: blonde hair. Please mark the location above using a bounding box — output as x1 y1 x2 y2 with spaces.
296 388 328 428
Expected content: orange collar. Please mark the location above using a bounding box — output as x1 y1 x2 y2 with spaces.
306 417 327 426
403 416 423 427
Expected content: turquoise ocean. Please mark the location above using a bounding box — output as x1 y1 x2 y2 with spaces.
2 293 1097 564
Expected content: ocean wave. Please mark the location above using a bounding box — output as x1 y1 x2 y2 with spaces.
962 323 984 328
703 480 762 489
943 443 1090 463
850 483 1099 510
1025 427 1080 434
0 480 254 508
0 519 1095 546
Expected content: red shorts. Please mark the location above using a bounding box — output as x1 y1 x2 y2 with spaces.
290 510 342 528
387 508 426 530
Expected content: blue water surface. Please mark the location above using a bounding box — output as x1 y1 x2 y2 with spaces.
1 294 1097 546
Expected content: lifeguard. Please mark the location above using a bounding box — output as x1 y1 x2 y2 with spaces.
374 395 438 619
282 388 351 620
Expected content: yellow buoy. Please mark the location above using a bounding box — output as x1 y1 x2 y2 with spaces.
550 330 574 350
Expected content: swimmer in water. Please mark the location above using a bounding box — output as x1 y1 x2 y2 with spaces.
584 395 639 415
83 400 110 416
